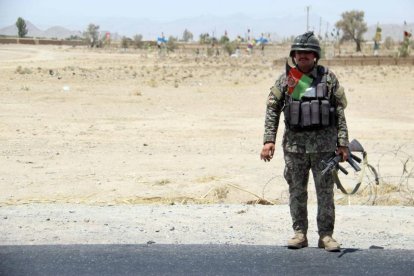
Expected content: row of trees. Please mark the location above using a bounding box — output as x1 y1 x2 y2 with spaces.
82 23 177 51
84 26 237 55
14 12 412 55
81 10 407 55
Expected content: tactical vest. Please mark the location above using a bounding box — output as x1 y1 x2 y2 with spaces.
283 66 336 131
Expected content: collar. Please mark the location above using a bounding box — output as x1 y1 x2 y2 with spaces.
308 66 319 79
296 65 318 79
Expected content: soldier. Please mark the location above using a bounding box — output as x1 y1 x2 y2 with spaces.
260 32 349 252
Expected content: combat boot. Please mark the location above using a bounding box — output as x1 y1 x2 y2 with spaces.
287 231 308 249
318 235 341 252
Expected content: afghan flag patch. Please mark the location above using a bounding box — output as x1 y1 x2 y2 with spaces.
286 66 313 100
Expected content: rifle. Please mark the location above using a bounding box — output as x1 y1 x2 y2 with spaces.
321 139 380 195
321 139 364 176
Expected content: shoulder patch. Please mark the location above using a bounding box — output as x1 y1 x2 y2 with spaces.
326 70 337 85
270 85 283 100
334 86 347 109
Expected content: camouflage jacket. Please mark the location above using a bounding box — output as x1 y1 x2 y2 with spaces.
263 65 349 153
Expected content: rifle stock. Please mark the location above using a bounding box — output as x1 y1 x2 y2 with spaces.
349 139 364 153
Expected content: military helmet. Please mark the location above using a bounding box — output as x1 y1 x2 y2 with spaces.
289 31 321 59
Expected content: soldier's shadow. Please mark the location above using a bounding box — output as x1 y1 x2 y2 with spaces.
338 245 384 258
337 248 361 258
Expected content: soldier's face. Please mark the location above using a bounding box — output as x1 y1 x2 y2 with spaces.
294 51 316 72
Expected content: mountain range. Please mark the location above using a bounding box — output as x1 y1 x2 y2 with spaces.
0 15 412 42
0 21 82 39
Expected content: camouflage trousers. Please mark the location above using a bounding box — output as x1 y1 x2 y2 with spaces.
283 151 335 236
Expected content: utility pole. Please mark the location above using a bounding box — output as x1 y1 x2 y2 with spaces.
326 22 329 40
306 6 310 32
319 17 322 38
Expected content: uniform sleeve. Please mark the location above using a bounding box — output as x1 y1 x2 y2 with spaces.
263 76 285 144
329 72 349 147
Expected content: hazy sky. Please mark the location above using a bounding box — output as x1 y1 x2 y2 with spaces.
1 0 413 29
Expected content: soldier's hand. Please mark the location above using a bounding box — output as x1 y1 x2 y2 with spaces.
336 146 349 162
260 143 275 162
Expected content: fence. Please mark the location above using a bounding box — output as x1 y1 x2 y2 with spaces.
0 37 85 46
1 38 412 65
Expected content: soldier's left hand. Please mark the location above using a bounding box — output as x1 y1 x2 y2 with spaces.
336 146 349 162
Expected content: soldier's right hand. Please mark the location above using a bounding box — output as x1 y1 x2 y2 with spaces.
260 142 275 162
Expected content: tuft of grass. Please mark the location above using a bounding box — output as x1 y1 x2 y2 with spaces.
132 89 142 96
213 186 229 200
148 78 158 87
154 179 171 186
196 175 220 183
15 66 32 74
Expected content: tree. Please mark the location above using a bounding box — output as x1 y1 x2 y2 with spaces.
16 17 28 38
83 23 100 47
121 36 130 50
223 41 237 56
335 10 367 52
133 34 143 49
166 36 178 52
199 33 211 44
182 29 193 42
219 35 230 45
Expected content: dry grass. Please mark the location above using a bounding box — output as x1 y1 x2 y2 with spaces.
153 179 171 186
195 175 220 183
131 89 142 96
213 187 229 200
335 181 413 206
15 66 32 74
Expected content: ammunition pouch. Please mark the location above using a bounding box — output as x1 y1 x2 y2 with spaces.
283 65 336 131
284 82 335 131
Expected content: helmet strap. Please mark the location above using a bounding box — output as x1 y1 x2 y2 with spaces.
291 56 297 66
292 56 318 74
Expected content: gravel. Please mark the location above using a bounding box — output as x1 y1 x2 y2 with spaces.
1 204 413 250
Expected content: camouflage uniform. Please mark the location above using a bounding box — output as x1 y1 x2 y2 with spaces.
263 66 349 236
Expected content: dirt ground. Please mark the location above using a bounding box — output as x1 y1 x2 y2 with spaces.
0 44 413 206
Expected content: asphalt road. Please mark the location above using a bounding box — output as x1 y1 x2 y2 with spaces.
1 244 413 276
